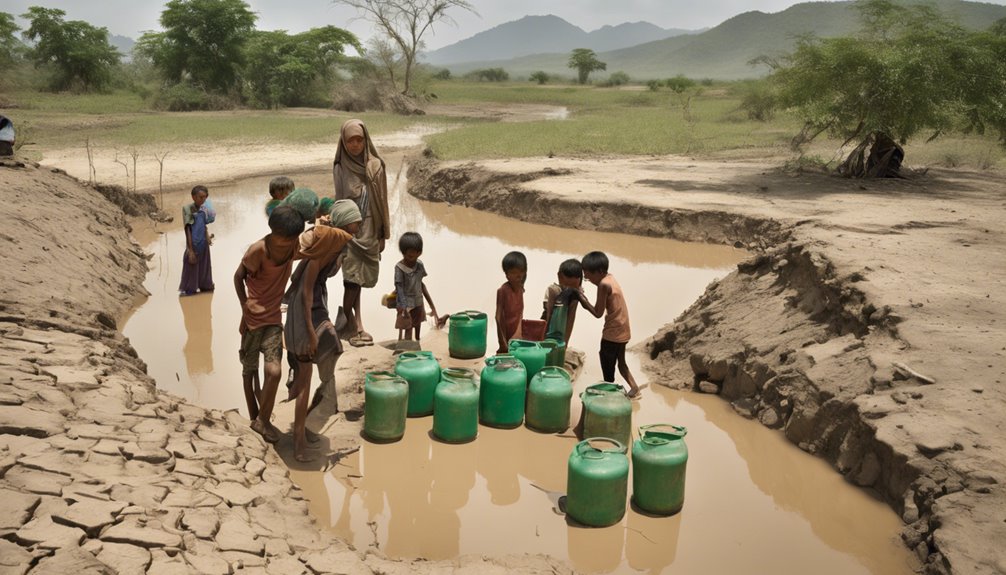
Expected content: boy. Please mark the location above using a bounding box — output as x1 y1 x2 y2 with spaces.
578 251 639 397
265 176 294 217
394 232 440 342
495 251 527 354
234 205 305 443
542 258 583 343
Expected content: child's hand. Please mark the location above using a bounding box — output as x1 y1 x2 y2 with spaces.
308 332 318 358
239 316 247 336
186 248 197 265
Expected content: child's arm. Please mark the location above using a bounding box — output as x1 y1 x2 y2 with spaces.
183 223 196 264
301 260 321 357
422 282 438 321
234 263 249 334
495 288 508 352
579 282 609 319
394 266 408 320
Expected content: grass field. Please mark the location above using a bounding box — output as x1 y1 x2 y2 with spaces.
8 83 1004 170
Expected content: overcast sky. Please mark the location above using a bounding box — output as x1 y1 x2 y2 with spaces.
6 0 1006 49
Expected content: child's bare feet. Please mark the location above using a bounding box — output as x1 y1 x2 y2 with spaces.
251 419 281 443
294 443 316 462
306 429 322 444
625 386 641 399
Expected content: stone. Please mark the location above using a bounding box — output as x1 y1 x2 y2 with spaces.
208 481 259 506
758 407 781 428
101 519 183 548
854 452 881 487
173 459 209 477
265 556 308 575
0 405 64 437
15 515 86 549
53 499 128 535
244 458 267 478
0 488 40 531
196 428 240 449
180 508 219 539
120 443 172 464
96 542 151 575
29 546 112 575
215 517 263 555
697 381 719 394
5 466 72 496
0 539 33 575
221 551 266 568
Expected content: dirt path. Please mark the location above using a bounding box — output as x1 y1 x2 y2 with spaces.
407 155 1006 575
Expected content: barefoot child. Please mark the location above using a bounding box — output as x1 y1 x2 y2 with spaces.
394 232 440 342
285 199 361 461
179 185 216 296
234 205 305 442
495 251 527 354
578 251 639 397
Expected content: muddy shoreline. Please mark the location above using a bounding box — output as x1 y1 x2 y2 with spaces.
407 156 1006 574
0 160 570 574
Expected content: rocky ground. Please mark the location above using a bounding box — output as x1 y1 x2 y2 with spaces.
408 155 1006 575
0 159 571 574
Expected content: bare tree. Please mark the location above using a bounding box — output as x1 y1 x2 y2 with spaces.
153 151 169 210
129 148 139 192
85 137 96 185
367 36 401 90
113 151 129 190
335 0 475 96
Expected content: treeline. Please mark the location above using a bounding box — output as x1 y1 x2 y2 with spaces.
0 1 371 110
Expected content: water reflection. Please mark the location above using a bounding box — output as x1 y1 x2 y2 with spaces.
180 291 214 376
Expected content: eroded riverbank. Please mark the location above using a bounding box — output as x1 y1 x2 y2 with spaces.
407 155 1006 574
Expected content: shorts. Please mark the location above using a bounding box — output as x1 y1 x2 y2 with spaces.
599 339 627 383
395 305 426 330
239 325 283 375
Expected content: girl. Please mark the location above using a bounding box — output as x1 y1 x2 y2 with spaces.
284 199 362 462
333 119 390 347
179 185 216 296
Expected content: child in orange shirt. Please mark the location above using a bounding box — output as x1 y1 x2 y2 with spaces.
495 251 527 354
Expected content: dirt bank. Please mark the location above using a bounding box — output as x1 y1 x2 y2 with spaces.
0 159 570 573
407 156 1006 574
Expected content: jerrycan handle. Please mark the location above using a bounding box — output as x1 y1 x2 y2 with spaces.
576 437 627 459
638 424 687 446
397 350 432 362
540 366 569 379
442 367 476 381
486 354 522 371
367 371 403 382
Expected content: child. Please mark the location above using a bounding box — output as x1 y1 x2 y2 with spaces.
179 185 216 296
234 205 305 443
285 199 362 462
394 232 440 342
542 258 583 343
265 176 294 217
578 251 639 397
495 251 527 354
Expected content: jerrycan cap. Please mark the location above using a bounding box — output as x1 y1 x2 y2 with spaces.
639 424 688 445
486 354 524 371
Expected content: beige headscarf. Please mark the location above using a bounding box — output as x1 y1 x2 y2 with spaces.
333 119 390 241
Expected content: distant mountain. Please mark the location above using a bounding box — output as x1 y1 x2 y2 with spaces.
422 15 697 66
109 34 135 59
440 0 1006 80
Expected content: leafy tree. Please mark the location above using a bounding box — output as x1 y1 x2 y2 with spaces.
244 26 360 108
467 67 508 82
366 36 402 88
567 48 605 84
529 70 549 85
431 68 451 80
335 0 476 96
0 12 21 69
20 7 120 91
765 0 1006 174
664 74 695 93
137 0 256 93
646 79 661 91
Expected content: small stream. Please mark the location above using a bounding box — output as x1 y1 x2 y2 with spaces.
124 152 915 574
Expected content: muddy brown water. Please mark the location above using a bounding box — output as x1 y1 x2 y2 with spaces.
124 157 916 573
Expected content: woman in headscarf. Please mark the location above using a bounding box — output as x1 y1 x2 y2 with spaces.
284 198 362 462
333 119 390 347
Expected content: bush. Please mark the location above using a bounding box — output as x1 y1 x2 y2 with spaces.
466 67 509 82
737 80 777 121
646 79 662 91
605 71 630 86
431 68 451 80
151 82 234 111
529 70 549 85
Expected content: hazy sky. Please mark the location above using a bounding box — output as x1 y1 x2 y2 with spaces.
6 0 1006 49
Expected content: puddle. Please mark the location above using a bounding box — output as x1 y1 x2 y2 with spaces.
124 155 916 573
